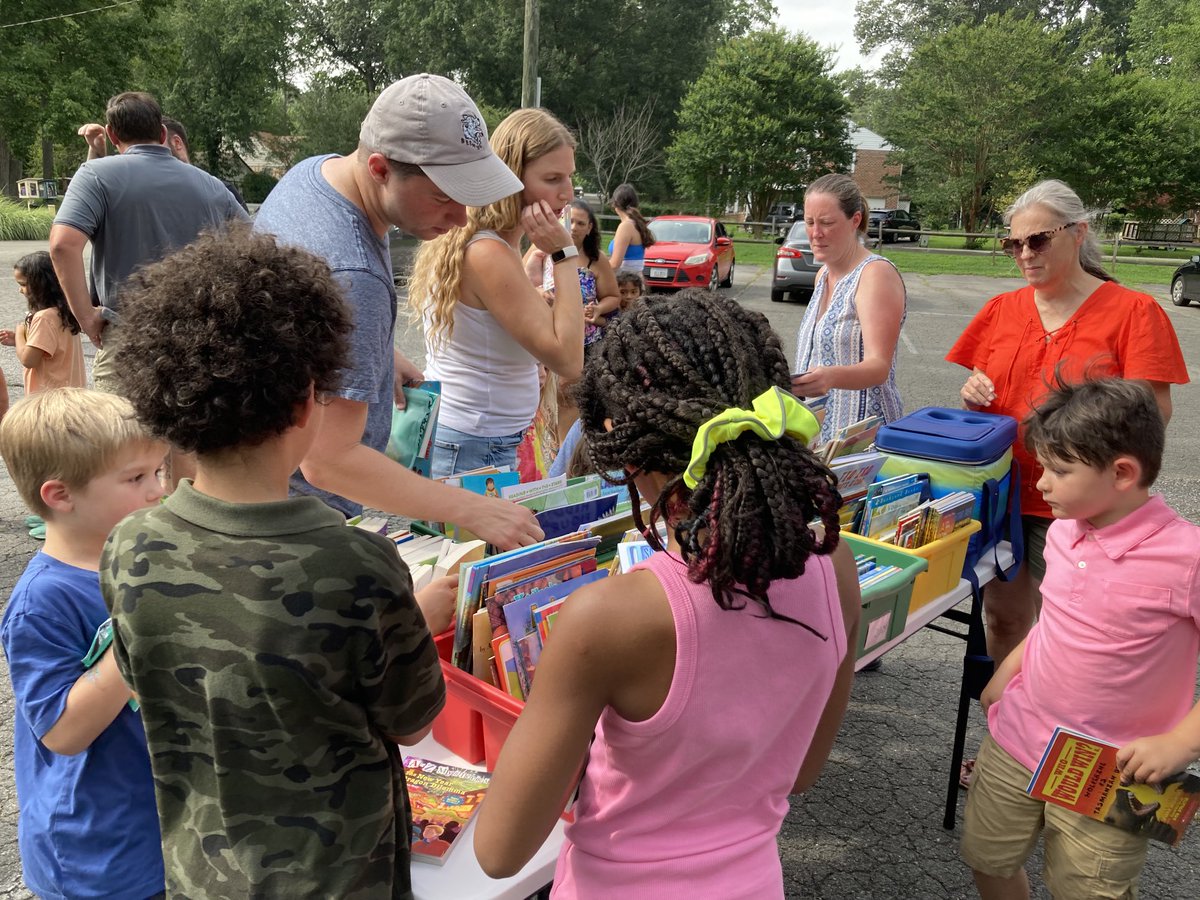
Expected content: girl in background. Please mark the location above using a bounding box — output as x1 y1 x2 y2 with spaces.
607 183 655 274
475 290 859 898
2 252 85 394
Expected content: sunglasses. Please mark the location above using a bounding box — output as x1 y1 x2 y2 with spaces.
1000 223 1077 257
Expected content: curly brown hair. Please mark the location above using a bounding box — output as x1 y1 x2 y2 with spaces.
576 289 841 628
112 225 352 455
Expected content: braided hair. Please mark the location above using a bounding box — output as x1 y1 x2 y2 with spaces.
577 289 842 626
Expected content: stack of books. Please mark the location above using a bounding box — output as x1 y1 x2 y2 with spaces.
854 553 901 590
859 473 926 540
892 492 975 549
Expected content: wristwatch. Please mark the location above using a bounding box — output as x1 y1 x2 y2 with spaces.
551 244 580 264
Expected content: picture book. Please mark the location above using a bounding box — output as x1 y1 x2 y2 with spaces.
499 474 567 504
404 757 490 865
535 494 619 540
386 382 441 477
860 474 926 540
490 557 599 634
829 451 887 501
532 596 568 642
510 475 605 512
819 414 883 464
1027 727 1200 846
617 541 655 573
460 471 520 499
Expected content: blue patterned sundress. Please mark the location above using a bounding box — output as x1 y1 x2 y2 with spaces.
793 254 906 444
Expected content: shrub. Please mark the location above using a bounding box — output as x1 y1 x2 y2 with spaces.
0 198 55 241
240 170 278 204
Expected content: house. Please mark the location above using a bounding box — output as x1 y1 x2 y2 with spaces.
849 124 909 212
231 133 294 180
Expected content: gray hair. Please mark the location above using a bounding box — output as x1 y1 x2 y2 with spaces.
1005 179 1114 283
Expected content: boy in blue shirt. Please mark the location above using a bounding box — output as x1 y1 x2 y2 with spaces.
0 388 168 899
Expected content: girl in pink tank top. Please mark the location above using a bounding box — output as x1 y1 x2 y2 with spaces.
474 289 861 898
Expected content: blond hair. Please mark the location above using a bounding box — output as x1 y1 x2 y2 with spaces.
408 108 575 348
0 388 158 517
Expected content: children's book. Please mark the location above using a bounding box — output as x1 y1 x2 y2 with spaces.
819 414 883 464
1027 727 1200 846
829 451 886 501
500 474 567 503
387 382 441 477
617 541 655 573
860 473 926 540
535 494 619 540
434 539 487 580
404 757 490 865
461 471 520 498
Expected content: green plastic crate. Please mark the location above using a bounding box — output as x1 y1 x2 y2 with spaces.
843 534 928 659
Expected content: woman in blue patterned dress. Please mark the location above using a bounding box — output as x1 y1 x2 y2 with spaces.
791 174 907 444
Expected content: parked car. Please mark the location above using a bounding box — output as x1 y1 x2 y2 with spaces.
868 208 921 243
643 216 735 291
1170 255 1200 307
772 221 819 302
766 202 800 235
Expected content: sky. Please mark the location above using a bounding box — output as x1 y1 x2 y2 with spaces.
772 1 883 73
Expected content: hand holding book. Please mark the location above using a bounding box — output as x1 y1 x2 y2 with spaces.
1116 730 1200 789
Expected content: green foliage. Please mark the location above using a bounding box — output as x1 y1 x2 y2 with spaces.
878 15 1081 232
0 197 54 241
286 76 375 163
239 170 278 204
667 30 851 221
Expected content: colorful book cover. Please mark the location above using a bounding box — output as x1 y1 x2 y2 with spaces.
460 471 521 498
404 757 491 865
829 452 886 501
1027 727 1200 846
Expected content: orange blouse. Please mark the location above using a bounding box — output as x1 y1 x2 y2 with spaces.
946 281 1188 518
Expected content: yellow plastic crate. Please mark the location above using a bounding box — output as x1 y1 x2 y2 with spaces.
851 519 982 613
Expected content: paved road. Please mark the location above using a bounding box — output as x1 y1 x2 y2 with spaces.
0 242 1196 897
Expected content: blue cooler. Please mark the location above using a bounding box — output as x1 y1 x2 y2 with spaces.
874 408 1022 576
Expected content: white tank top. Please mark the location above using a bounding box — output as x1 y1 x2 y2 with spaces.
423 230 540 437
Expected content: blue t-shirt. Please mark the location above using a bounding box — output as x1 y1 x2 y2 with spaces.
0 553 163 899
254 154 397 518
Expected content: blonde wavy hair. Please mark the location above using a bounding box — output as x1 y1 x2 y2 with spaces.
408 107 576 348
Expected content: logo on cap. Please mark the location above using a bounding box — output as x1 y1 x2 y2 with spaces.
461 113 485 150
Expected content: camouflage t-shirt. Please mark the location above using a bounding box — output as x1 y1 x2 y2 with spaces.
100 481 446 899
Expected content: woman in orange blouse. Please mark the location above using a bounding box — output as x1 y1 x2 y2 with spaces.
947 179 1188 672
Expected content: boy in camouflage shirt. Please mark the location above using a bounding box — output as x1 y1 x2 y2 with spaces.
100 227 446 899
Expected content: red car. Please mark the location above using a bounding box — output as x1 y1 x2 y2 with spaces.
641 215 735 291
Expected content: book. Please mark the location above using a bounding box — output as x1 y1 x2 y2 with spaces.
387 382 441 477
829 451 886 501
1027 727 1200 846
434 539 487 580
860 474 926 540
461 471 521 498
404 757 491 865
818 414 883 464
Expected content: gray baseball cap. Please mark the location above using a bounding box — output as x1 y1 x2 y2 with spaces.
360 74 523 207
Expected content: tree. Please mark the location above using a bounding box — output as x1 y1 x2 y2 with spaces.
667 30 850 223
574 100 661 202
284 75 376 164
141 0 292 173
877 15 1082 234
293 0 397 94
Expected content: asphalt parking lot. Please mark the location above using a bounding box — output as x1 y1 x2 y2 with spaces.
0 243 1196 897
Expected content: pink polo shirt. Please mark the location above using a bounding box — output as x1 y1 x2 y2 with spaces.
990 495 1200 772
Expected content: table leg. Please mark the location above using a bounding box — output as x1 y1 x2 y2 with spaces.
943 584 994 830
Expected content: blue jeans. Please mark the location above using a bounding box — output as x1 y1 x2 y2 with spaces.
430 424 525 479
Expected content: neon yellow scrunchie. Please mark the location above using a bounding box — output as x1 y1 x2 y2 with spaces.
682 386 819 489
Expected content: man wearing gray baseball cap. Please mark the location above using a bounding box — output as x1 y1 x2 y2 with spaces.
255 73 542 552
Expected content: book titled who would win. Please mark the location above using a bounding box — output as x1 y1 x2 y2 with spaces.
405 757 491 865
1027 727 1200 846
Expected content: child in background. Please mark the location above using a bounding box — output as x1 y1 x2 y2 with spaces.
100 228 446 898
608 270 646 328
1 252 85 393
962 377 1200 900
0 389 167 900
475 289 860 897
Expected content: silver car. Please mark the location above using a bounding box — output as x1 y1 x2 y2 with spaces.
771 221 819 302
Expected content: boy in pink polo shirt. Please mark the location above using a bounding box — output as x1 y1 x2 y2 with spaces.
961 377 1200 899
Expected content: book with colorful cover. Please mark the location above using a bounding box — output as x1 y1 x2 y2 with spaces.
829 451 887 501
860 474 926 540
460 471 521 498
820 415 883 464
405 757 491 865
1027 727 1200 846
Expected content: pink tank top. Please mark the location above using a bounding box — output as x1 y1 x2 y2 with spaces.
551 550 847 899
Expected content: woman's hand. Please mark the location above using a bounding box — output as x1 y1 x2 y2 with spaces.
791 367 835 398
522 200 572 255
961 370 996 409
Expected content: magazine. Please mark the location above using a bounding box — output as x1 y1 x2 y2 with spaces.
1027 727 1200 846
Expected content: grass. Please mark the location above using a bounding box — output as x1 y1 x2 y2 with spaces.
729 237 1180 287
0 198 54 241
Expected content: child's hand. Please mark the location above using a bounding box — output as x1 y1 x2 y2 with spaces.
0 329 13 346
1116 732 1199 786
415 574 458 636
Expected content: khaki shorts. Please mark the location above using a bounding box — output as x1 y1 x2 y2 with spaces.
1022 515 1050 581
90 328 122 394
962 735 1148 899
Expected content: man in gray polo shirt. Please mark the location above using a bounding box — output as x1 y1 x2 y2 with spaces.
50 91 247 392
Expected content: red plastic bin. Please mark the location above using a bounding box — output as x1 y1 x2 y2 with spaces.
430 631 523 770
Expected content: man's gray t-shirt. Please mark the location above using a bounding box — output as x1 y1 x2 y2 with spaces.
54 144 248 313
253 155 396 518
